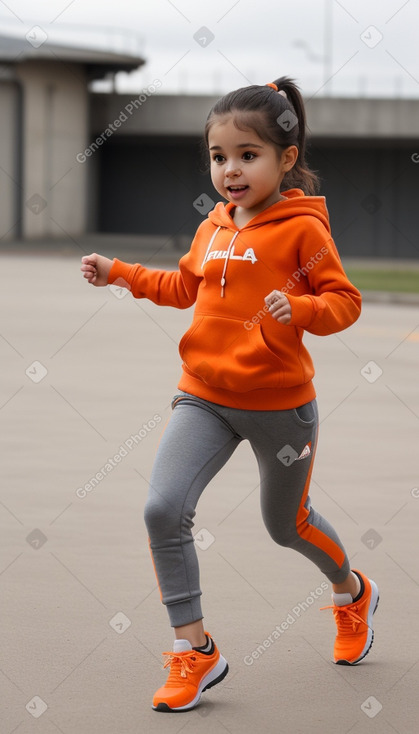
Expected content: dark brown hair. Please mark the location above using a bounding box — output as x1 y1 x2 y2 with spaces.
204 76 319 195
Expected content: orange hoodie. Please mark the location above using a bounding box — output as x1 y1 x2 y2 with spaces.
108 189 361 410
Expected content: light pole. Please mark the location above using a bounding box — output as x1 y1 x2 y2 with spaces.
324 0 333 92
293 0 333 94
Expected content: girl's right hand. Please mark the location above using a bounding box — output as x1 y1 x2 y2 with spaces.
80 253 113 287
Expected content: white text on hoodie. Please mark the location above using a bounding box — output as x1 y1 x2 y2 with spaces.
202 245 257 266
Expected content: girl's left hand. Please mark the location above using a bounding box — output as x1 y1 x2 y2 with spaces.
264 290 292 325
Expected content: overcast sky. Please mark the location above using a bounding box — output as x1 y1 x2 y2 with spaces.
1 0 418 97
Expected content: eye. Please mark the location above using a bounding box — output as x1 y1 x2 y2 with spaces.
242 151 256 161
212 154 225 163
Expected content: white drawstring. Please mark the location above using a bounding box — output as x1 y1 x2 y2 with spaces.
201 226 221 269
220 231 239 297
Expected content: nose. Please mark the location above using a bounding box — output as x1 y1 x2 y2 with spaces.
225 162 241 178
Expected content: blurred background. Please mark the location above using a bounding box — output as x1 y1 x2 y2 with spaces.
1 0 418 268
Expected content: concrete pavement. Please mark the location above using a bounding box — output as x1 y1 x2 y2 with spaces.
1 252 419 733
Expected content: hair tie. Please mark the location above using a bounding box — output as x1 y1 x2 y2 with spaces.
265 82 288 100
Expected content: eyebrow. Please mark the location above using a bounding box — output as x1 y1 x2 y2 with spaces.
209 143 264 150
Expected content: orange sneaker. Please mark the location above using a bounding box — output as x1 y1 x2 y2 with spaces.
152 632 228 712
321 569 379 665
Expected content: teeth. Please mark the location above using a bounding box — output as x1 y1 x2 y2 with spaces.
229 186 247 190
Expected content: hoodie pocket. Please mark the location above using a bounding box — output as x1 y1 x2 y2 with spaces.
179 315 285 392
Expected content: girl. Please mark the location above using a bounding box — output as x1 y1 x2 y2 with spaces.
81 77 379 713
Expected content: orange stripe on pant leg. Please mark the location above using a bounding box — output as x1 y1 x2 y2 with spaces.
295 426 346 569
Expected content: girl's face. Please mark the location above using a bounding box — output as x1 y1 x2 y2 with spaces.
208 114 297 220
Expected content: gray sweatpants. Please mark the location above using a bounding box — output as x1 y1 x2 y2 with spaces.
144 392 350 627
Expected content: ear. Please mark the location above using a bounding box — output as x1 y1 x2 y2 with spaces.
281 145 298 172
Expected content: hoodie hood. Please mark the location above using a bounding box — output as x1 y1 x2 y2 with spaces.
208 188 331 234
206 188 332 296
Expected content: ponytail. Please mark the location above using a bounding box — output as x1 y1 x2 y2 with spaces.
271 77 319 195
205 76 320 196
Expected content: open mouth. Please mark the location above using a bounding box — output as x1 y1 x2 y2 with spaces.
226 185 249 199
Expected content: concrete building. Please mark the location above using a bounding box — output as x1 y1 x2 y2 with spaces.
0 34 145 242
1 34 418 258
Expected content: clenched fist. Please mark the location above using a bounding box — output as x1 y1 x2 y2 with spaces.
264 290 292 325
80 253 113 287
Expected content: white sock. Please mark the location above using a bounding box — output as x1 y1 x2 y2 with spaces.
173 638 192 652
332 572 361 606
332 591 353 607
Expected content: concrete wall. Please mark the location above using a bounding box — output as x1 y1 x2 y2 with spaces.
0 81 21 240
16 61 89 240
306 97 419 139
91 93 212 138
91 93 419 139
97 137 207 240
308 141 418 259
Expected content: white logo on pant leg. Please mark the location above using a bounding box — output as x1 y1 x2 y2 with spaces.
296 443 311 460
